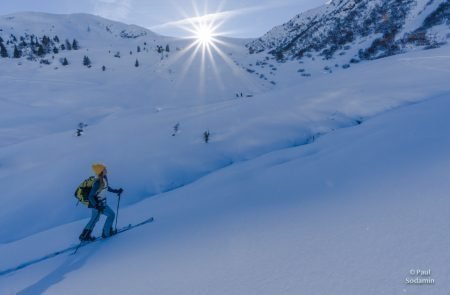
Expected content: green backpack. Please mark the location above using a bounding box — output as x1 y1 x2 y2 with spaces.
74 176 96 206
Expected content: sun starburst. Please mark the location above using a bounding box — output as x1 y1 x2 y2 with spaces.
195 25 214 47
157 2 255 97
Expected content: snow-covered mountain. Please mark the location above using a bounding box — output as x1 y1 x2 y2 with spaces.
0 12 264 110
1 7 450 295
0 12 160 54
0 12 164 67
247 0 449 62
0 12 271 242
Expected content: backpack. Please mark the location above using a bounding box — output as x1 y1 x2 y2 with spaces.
74 176 97 206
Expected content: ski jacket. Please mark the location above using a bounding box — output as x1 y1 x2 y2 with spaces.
87 176 120 208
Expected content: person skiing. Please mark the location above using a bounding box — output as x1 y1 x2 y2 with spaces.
78 163 124 242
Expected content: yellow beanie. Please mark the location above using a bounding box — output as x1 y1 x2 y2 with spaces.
92 163 107 176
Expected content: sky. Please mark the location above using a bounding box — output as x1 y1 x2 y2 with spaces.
0 0 324 38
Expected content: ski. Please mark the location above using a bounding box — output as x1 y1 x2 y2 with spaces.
0 217 154 277
72 217 154 254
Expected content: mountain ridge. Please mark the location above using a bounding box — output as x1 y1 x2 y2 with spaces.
246 0 449 62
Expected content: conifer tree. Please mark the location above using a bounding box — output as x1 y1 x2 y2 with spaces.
65 39 72 50
13 46 21 58
42 35 50 47
0 43 8 58
275 51 284 61
83 55 91 67
61 57 69 66
36 45 45 57
135 59 139 67
172 123 180 136
203 130 210 143
72 39 79 50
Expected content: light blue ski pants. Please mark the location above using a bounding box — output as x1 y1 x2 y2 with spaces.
84 205 115 236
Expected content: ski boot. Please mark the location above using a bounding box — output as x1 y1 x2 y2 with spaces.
102 227 117 239
79 229 95 242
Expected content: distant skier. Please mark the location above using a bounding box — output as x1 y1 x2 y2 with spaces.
78 163 123 242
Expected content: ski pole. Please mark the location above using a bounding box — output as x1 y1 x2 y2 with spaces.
115 193 121 231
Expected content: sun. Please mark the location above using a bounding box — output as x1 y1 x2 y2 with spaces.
193 20 218 48
159 3 249 95
195 25 214 47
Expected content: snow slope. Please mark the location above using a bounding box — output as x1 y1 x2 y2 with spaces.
1 11 450 295
1 43 449 243
1 65 450 294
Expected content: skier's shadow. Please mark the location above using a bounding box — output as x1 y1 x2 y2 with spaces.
17 245 99 295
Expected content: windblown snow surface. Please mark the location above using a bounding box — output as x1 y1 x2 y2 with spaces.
0 11 450 295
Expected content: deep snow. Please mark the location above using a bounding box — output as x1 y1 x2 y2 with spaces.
1 10 450 295
2 81 450 295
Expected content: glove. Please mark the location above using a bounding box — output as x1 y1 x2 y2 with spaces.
117 188 124 196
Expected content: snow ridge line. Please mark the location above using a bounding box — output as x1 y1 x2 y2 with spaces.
120 93 450 207
133 121 365 199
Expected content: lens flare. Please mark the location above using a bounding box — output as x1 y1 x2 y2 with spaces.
195 25 214 47
157 2 254 96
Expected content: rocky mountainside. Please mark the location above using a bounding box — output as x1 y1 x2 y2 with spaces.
247 0 449 62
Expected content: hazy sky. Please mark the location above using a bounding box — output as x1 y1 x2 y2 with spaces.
0 0 324 38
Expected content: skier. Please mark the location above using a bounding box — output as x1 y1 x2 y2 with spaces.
78 163 124 242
